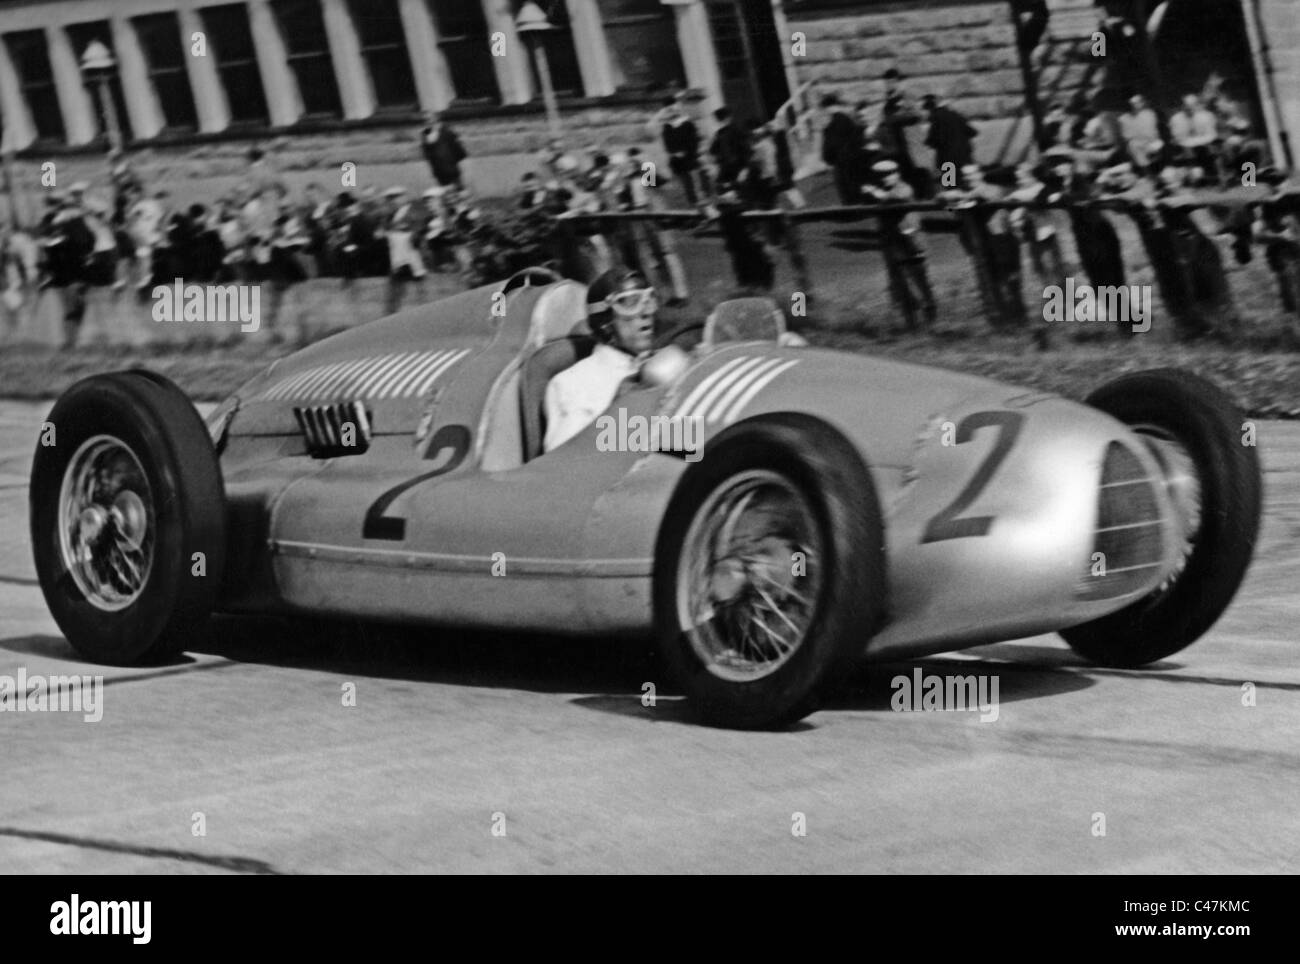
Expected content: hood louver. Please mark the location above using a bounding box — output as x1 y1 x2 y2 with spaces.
293 400 372 458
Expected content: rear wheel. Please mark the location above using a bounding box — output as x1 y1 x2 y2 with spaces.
1061 369 1261 666
654 415 885 728
30 371 227 664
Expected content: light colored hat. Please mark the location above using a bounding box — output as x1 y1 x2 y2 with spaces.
68 181 89 193
872 160 899 173
383 186 406 198
422 186 447 199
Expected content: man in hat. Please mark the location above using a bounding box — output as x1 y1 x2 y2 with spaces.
1043 146 1129 336
247 146 284 196
923 94 978 188
381 187 426 292
709 106 751 189
420 185 456 273
613 148 689 305
881 68 928 198
863 158 935 329
335 191 379 281
1169 93 1220 183
419 111 467 189
297 182 333 275
820 93 864 205
1119 93 1161 171
44 189 95 287
38 189 94 343
1008 161 1065 299
651 93 708 207
968 163 1026 328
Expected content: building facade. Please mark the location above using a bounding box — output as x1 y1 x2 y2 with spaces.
781 0 1297 171
0 0 1294 195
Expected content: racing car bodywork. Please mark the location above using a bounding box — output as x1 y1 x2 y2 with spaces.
31 276 1263 727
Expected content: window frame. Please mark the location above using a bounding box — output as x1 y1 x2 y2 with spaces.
2 29 66 143
130 11 198 133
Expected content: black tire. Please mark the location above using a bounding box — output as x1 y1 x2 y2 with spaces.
653 414 885 728
1061 369 1262 667
30 371 227 664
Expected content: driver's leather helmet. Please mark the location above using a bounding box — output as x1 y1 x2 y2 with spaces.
586 269 653 343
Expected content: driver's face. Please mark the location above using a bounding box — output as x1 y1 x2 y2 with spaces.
610 308 656 355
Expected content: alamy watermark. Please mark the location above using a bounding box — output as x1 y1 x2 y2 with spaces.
595 408 704 462
1042 278 1152 333
151 279 261 333
50 895 150 943
0 669 103 722
891 668 1000 722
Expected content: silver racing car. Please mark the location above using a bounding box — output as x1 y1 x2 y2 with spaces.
30 273 1262 727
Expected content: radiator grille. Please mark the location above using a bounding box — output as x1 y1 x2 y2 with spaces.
293 400 372 458
1075 442 1166 600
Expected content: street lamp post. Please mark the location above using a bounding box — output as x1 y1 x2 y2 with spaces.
515 1 563 140
79 40 123 156
0 124 19 229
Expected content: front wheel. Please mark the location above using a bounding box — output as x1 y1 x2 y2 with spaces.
1061 369 1262 667
30 371 227 664
654 415 886 728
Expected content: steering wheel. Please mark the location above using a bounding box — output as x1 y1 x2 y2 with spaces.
501 266 564 294
654 321 706 353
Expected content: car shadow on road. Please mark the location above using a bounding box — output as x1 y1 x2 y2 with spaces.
191 614 666 697
570 652 1095 731
0 635 228 691
819 654 1095 714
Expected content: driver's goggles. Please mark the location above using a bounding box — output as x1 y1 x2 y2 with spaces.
594 287 658 317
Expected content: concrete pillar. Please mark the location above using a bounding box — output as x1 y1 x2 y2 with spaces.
1253 0 1298 169
0 40 38 151
45 26 98 146
321 0 375 119
768 0 802 108
111 17 166 139
246 0 304 126
564 0 616 96
178 7 231 132
665 0 722 117
481 0 533 105
397 0 454 110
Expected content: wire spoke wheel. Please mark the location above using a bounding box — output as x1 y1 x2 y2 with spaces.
677 469 823 682
1134 423 1203 593
654 415 885 728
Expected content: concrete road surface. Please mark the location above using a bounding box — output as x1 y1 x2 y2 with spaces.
1 399 1297 874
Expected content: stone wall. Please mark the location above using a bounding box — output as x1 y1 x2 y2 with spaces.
782 0 1106 166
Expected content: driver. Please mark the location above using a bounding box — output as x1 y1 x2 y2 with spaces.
543 269 657 452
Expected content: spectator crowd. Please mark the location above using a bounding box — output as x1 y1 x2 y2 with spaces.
3 73 1298 348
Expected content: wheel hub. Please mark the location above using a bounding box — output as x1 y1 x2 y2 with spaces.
678 470 823 682
58 435 155 612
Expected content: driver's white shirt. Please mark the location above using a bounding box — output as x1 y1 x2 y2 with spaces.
543 343 638 452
